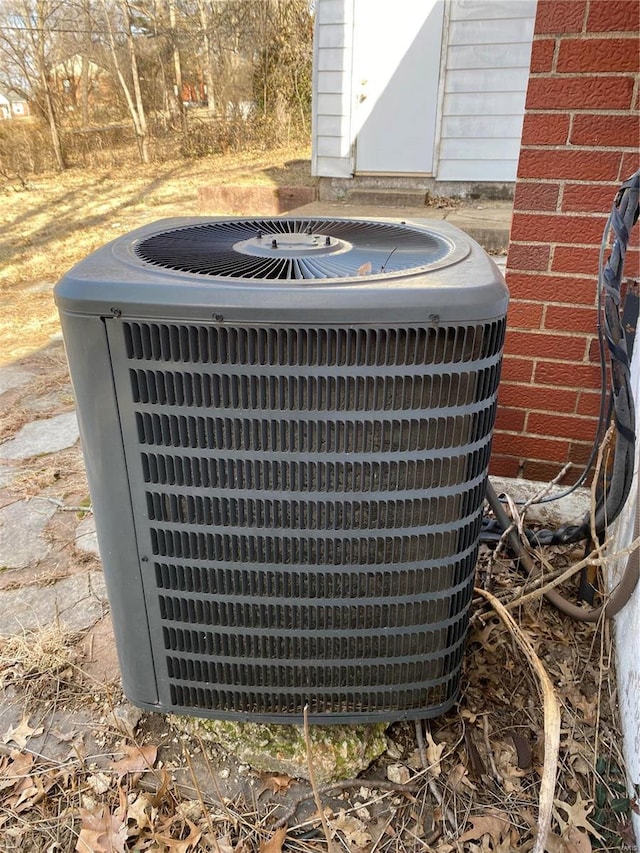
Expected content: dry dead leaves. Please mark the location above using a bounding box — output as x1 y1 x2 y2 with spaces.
0 542 632 852
109 743 158 780
0 730 231 853
260 825 287 853
261 773 294 794
1 714 44 749
77 805 129 853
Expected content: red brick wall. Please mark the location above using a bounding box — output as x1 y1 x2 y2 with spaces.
495 0 640 483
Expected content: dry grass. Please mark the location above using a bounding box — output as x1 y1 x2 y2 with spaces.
7 447 87 503
0 622 82 700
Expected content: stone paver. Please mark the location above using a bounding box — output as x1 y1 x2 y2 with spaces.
0 411 79 460
0 498 57 569
75 515 100 558
24 388 73 415
0 570 108 636
23 281 55 293
0 466 17 489
0 365 34 396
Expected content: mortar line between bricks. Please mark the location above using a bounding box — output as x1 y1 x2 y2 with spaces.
520 144 639 152
556 33 640 41
524 109 640 115
523 106 637 114
515 175 638 182
529 70 639 76
502 380 600 391
506 268 595 277
508 244 619 252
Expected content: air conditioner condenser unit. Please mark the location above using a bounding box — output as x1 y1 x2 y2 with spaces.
54 217 508 724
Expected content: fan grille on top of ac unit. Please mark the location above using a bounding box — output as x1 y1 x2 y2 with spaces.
134 218 452 280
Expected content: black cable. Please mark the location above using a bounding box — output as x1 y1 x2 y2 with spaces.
486 480 640 622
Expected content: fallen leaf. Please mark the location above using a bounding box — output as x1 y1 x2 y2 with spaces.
464 727 486 780
387 763 411 784
260 826 287 853
208 833 235 853
459 813 511 845
11 771 55 813
0 752 34 793
109 743 157 778
554 795 602 846
470 618 502 653
148 767 171 808
329 810 372 851
51 729 77 742
2 715 44 749
564 828 592 853
86 773 111 796
425 730 445 777
153 818 202 853
126 793 153 836
510 732 532 769
543 830 582 853
448 762 475 792
357 261 372 276
76 806 127 853
262 773 294 794
353 803 371 822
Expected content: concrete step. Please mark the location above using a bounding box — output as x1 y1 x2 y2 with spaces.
344 187 428 207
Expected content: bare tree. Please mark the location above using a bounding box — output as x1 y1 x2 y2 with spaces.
99 0 150 163
0 0 67 168
195 0 215 113
168 0 186 126
0 0 313 171
253 0 313 137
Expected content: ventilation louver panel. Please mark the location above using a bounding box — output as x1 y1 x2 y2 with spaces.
54 217 508 724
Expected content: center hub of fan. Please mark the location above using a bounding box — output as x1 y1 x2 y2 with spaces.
234 232 351 257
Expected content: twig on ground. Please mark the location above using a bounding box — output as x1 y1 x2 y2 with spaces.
414 719 456 832
504 535 639 611
490 464 572 564
475 587 561 853
46 497 93 513
481 715 503 786
521 462 574 513
273 778 420 830
302 705 337 852
182 744 221 852
194 733 241 826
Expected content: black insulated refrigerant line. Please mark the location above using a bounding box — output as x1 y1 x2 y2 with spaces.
485 170 640 621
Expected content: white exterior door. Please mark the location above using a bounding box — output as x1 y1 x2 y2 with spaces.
351 0 445 175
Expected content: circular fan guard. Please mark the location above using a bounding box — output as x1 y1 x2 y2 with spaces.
134 218 453 280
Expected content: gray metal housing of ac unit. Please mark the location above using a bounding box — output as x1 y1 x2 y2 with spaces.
55 217 508 724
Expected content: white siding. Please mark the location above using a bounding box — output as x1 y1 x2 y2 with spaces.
312 0 536 183
312 0 354 178
436 0 536 182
